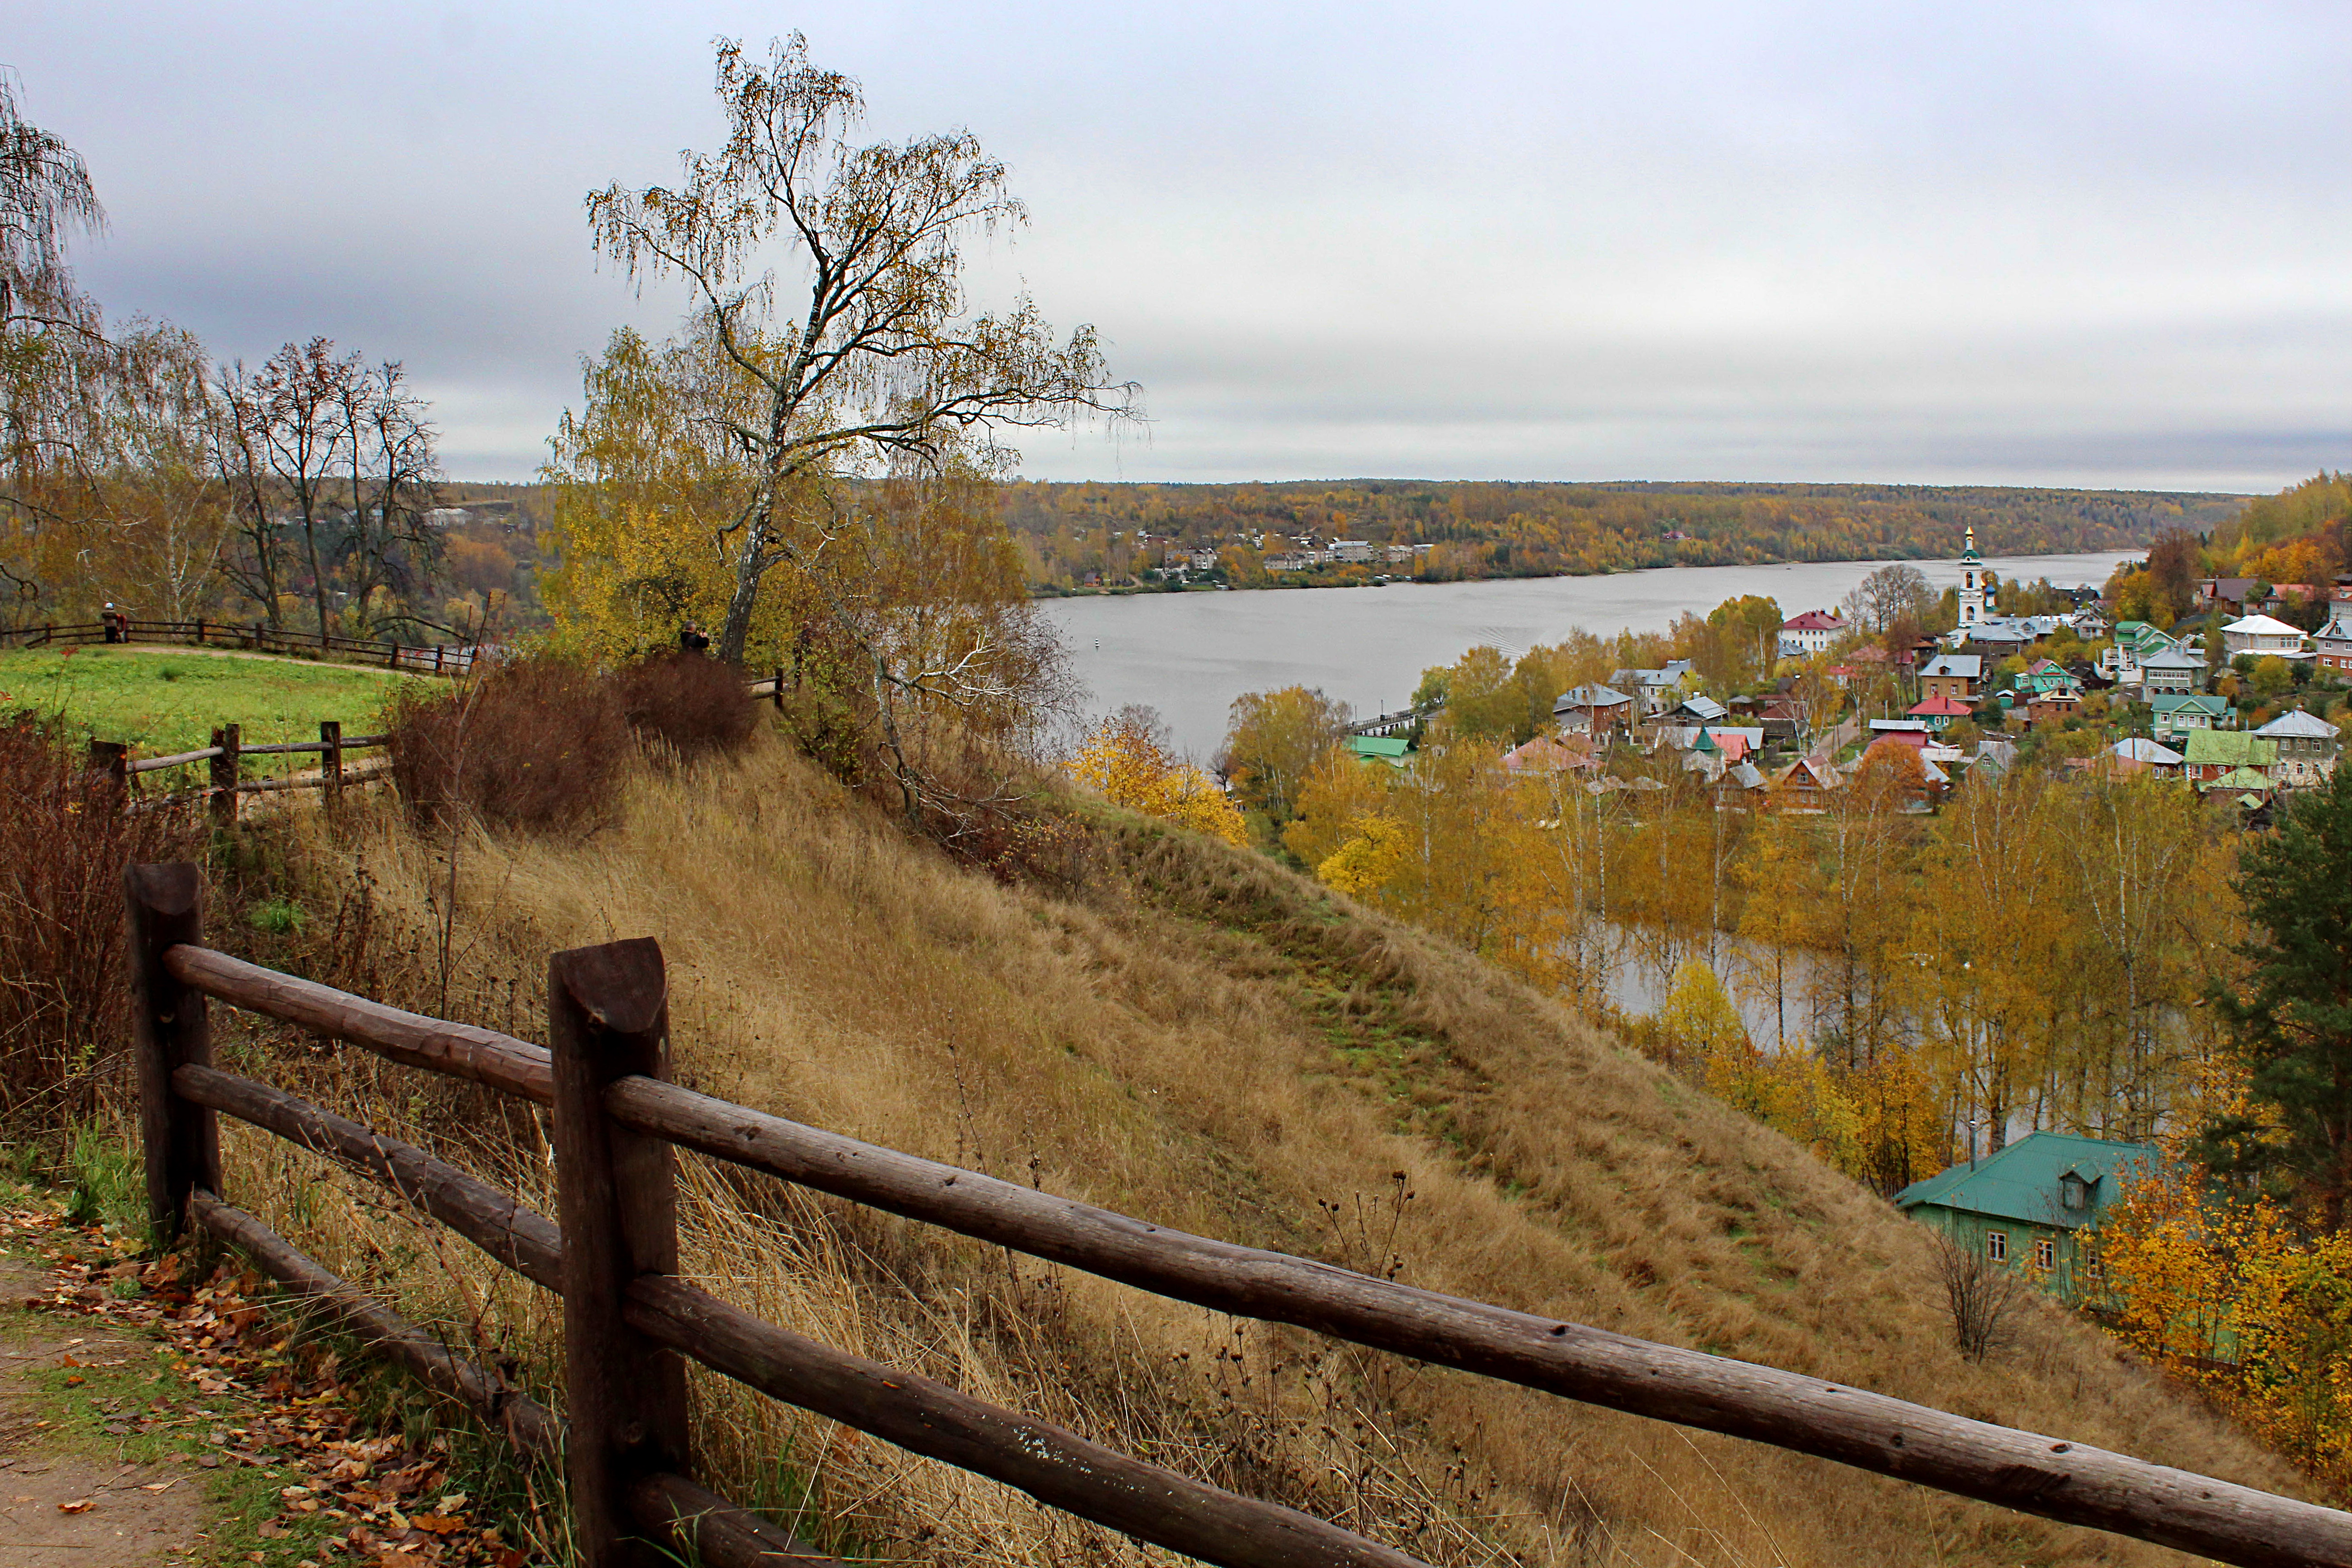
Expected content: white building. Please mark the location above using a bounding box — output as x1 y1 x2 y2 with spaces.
2253 708 2341 788
1957 526 1993 628
2221 614 2310 661
1778 610 1847 657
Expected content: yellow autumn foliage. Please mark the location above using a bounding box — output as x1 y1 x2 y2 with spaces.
1066 712 1247 846
2101 1168 2352 1483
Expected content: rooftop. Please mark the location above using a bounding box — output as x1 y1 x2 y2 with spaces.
1896 1131 2161 1231
2223 613 2306 637
2254 708 2339 740
2182 730 2278 768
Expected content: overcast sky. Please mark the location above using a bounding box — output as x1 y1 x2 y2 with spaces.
13 2 2349 490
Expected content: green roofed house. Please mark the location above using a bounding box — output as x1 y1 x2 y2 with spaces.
2181 729 2277 788
1895 1131 2161 1300
2149 691 2230 744
1348 734 1411 769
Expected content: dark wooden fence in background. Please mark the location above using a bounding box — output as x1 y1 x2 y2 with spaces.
7 617 479 676
120 861 2352 1568
88 724 393 824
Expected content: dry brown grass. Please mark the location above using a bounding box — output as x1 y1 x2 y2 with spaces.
202 732 2314 1567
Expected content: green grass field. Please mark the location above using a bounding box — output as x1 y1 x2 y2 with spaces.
0 646 409 757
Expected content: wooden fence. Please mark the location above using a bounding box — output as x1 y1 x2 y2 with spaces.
6 617 479 676
74 664 794 824
85 723 393 824
121 861 2352 1568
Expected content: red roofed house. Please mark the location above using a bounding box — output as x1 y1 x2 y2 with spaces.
1908 693 1974 732
1779 609 1848 657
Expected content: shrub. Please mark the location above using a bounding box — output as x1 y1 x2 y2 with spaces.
612 652 759 761
0 712 198 1135
387 657 629 834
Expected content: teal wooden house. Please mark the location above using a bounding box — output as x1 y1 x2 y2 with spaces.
1894 1132 2160 1300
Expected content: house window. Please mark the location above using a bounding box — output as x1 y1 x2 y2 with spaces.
2033 1236 2055 1270
2060 1171 2089 1211
1986 1230 2008 1263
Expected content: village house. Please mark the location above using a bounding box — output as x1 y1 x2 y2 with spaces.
1348 734 1412 769
2137 645 2206 696
1896 1132 2161 1301
1552 683 1636 736
1502 735 1597 776
2314 612 2352 675
2025 689 2083 728
1610 662 1696 715
2252 708 2341 788
2101 737 2183 778
1866 718 1933 750
1717 760 1769 807
2261 584 2321 616
1906 693 1973 731
2195 577 2260 614
1917 653 1982 705
1777 609 1847 657
1959 619 2037 659
2150 691 2232 744
2102 620 2178 684
2220 613 2309 661
1672 694 1730 725
1768 754 1843 810
2181 729 2279 789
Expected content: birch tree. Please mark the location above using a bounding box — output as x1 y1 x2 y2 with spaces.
583 34 1135 664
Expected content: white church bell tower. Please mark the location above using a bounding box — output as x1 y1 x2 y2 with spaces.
1958 525 1990 628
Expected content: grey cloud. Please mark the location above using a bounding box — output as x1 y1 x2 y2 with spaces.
13 0 2349 487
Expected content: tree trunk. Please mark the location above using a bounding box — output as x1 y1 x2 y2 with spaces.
716 520 768 666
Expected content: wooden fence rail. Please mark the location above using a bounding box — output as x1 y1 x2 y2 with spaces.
6 617 479 676
122 860 2352 1568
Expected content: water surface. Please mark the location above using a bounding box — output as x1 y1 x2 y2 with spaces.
1042 549 2133 759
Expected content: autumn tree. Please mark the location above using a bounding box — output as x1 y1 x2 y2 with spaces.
1842 563 1934 637
1222 686 1351 824
1067 705 1245 845
2202 763 2352 1226
544 323 765 656
583 34 1134 664
0 71 100 343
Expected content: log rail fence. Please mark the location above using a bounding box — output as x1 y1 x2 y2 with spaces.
8 617 481 676
78 668 792 824
120 861 2352 1568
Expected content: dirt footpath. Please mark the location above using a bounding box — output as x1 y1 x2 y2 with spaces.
0 1259 202 1568
0 1205 530 1568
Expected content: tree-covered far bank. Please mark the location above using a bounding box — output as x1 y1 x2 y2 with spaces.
1009 478 2245 593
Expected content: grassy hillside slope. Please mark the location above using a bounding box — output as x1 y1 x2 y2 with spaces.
224 736 2309 1567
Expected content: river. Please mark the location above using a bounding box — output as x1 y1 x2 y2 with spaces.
1039 549 2136 760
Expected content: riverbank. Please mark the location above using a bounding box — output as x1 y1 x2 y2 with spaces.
1044 547 2140 759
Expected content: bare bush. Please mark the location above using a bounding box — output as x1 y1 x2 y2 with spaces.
1934 1231 2031 1362
386 657 628 835
612 652 758 762
0 712 197 1134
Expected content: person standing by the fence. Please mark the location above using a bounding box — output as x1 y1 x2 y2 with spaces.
103 603 126 643
678 622 710 655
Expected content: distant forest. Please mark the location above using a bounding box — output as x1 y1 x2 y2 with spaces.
1003 480 2249 592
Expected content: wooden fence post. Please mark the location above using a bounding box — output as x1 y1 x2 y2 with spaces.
771 667 784 711
88 740 128 796
320 721 343 812
126 863 218 1245
549 938 690 1568
210 724 240 829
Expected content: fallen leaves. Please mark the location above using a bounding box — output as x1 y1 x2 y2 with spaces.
1 1205 528 1568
